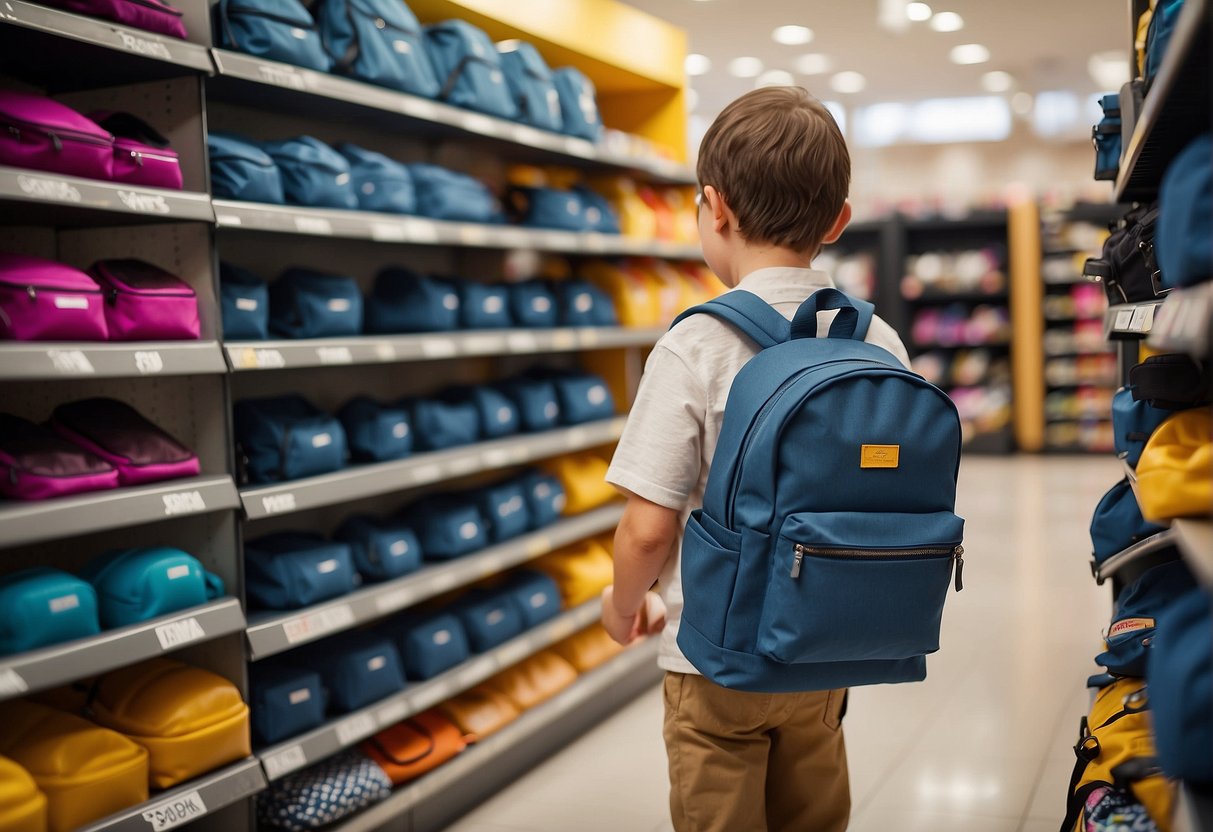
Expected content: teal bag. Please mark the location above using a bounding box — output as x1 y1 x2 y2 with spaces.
82 548 225 629
0 567 100 655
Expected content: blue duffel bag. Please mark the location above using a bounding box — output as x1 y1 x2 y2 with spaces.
402 496 488 560
425 20 518 119
1148 586 1213 782
208 132 284 204
449 588 525 652
514 470 567 529
473 479 531 543
573 186 621 234
408 163 502 223
337 397 412 462
316 0 441 97
551 372 616 425
381 610 470 680
235 395 348 484
305 631 406 712
365 269 460 334
508 280 559 328
498 41 562 132
244 532 358 610
406 396 480 451
215 0 332 72
335 143 416 215
556 279 617 327
506 187 589 231
1089 478 1169 566
0 568 99 655
82 547 225 629
497 376 561 431
553 66 603 142
444 385 519 439
249 662 328 746
1092 93 1121 182
1112 387 1171 468
458 281 512 329
219 262 270 340
261 136 358 210
269 268 363 338
499 570 562 627
334 514 422 581
1095 559 1195 677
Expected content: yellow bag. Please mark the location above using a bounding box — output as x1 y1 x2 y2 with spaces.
1062 678 1173 832
543 453 616 515
0 756 46 832
0 700 148 832
1136 5 1155 77
533 539 614 607
581 260 661 327
665 187 699 244
438 686 520 741
590 177 657 240
482 651 578 711
551 624 624 672
1136 408 1212 523
88 658 251 789
637 258 695 323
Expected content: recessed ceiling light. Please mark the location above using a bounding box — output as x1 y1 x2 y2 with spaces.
981 70 1014 92
1011 91 1034 116
907 2 932 21
1088 51 1131 89
773 25 814 45
794 53 833 75
931 11 964 31
756 69 796 87
728 57 765 78
685 53 711 76
830 71 866 94
950 43 990 65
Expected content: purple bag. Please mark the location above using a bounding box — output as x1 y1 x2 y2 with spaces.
40 0 188 39
89 112 183 191
51 398 200 486
0 91 113 180
0 413 120 501
0 253 109 342
87 259 200 340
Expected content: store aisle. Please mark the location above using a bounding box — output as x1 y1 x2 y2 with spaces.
446 455 1120 832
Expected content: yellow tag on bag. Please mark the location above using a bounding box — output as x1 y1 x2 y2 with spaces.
861 444 900 468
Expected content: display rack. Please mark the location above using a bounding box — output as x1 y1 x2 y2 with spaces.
0 341 227 380
0 166 215 226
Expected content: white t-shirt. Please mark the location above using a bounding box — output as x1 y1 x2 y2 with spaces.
605 266 912 673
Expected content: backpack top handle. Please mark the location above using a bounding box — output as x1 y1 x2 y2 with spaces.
790 287 874 341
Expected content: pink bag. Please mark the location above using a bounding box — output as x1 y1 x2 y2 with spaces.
0 413 120 501
90 112 184 191
40 0 188 39
51 398 200 486
0 253 109 341
87 259 200 340
0 91 113 180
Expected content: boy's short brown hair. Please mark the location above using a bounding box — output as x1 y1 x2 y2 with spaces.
697 87 850 254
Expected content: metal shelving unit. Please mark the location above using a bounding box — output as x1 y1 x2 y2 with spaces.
1104 300 1167 339
0 341 227 380
1149 283 1213 357
0 166 214 226
1093 528 1178 584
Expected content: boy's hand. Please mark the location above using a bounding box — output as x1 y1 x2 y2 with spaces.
602 586 667 645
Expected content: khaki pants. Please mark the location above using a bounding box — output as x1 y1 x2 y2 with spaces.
662 672 850 832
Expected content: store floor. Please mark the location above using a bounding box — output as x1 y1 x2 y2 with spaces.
447 454 1120 832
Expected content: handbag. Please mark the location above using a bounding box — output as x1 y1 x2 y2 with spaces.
207 132 285 204
506 187 589 231
1095 560 1196 677
215 0 332 72
498 570 561 628
81 547 224 629
552 67 603 142
261 136 358 210
497 376 561 431
244 532 357 610
472 479 531 542
88 111 183 190
234 395 348 484
50 397 200 486
1157 132 1211 289
424 20 518 119
86 259 201 341
406 396 481 451
1083 206 1165 304
551 372 616 424
317 0 440 97
458 281 513 329
360 710 467 785
533 539 613 607
552 623 623 672
513 470 567 529
305 632 406 712
543 453 615 514
87 658 251 789
449 588 525 653
498 41 563 132
1129 354 1213 410
365 268 460 333
41 0 188 38
269 268 363 338
1089 478 1168 566
0 756 46 832
482 650 578 710
335 143 417 214
557 279 618 327
1148 587 1213 782
337 397 412 462
219 261 270 340
0 253 108 342
408 163 502 223
381 610 470 680
402 496 488 560
448 385 519 440
256 750 392 831
508 280 559 328
1112 387 1171 468
438 685 519 740
0 91 112 181
249 662 328 746
0 414 119 501
1136 407 1213 522
1092 92 1121 181
0 568 100 655
334 514 422 581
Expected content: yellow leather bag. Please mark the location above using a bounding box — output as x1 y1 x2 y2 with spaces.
552 624 624 673
0 700 148 832
1136 408 1212 523
533 539 614 607
438 686 520 741
482 651 578 711
0 756 47 832
581 260 661 327
88 658 251 789
543 453 616 515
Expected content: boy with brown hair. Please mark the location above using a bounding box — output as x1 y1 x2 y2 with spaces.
601 86 911 831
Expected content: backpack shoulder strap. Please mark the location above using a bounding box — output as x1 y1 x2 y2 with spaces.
669 291 790 349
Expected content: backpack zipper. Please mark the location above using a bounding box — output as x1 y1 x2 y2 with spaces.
792 543 965 590
0 279 101 299
3 118 113 152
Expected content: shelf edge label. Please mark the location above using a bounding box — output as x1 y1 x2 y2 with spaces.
263 745 307 780
117 190 171 215
17 175 81 203
117 31 174 61
334 712 377 746
260 493 297 515
163 490 206 516
155 617 206 650
47 349 95 375
0 668 29 697
141 790 207 832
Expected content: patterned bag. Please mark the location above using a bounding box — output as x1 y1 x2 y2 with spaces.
257 750 392 831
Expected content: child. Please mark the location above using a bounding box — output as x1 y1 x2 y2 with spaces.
601 86 912 832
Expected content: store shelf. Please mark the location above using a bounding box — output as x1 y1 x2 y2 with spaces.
0 341 226 380
207 50 694 185
245 504 624 659
0 475 240 548
257 599 605 781
240 417 626 520
901 211 1009 231
912 341 1012 350
1148 283 1213 357
78 757 266 832
1105 300 1167 339
1172 519 1213 590
1094 528 1178 583
1116 0 1211 201
225 329 664 372
0 166 214 227
0 598 245 701
905 291 1009 304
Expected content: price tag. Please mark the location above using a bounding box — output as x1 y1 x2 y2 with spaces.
420 339 458 358
0 668 29 697
251 349 286 369
294 216 333 235
1129 306 1151 332
141 790 207 831
507 332 538 353
162 491 206 516
334 712 377 746
404 219 439 243
373 342 397 362
134 350 164 374
410 463 443 485
551 331 576 350
155 617 206 650
282 604 355 645
374 586 416 614
459 225 490 246
376 700 408 726
17 174 82 203
117 190 170 215
215 214 243 226
316 346 354 365
257 63 307 90
47 349 95 375
497 640 531 667
263 746 307 780
371 222 407 242
1115 309 1134 330
260 493 298 515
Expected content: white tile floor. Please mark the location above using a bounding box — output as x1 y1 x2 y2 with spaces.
447 455 1121 832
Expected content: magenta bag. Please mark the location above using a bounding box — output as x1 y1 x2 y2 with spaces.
87 259 200 340
0 253 109 342
51 398 200 486
0 91 113 180
89 111 183 191
40 0 188 39
0 413 120 501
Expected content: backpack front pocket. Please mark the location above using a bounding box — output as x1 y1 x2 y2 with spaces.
758 510 964 664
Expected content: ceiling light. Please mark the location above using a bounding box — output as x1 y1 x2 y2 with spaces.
950 44 990 65
930 11 964 31
1011 91 1034 116
728 57 764 78
685 53 711 76
794 53 833 75
907 2 932 21
830 71 867 94
773 25 813 45
1088 51 1131 89
756 69 795 87
981 71 1014 92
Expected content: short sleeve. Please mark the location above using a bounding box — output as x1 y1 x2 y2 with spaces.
606 345 706 511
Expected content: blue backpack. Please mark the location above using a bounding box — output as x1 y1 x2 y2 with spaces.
672 289 965 692
1157 133 1211 289
334 143 416 215
506 187 589 231
1095 559 1194 677
449 588 525 652
249 663 328 745
337 397 412 462
402 496 487 560
458 282 512 329
1092 93 1121 182
1148 587 1213 782
260 137 358 210
406 396 480 451
365 269 460 334
219 262 270 340
509 280 558 328
235 395 348 484
407 163 502 223
444 386 519 440
499 570 561 627
498 41 563 132
1089 478 1168 566
269 268 364 338
208 132 284 204
381 610 470 680
473 479 531 542
514 470 566 529
552 67 602 142
550 372 616 425
305 631 405 712
215 0 332 72
244 532 358 610
334 514 422 581
315 0 441 97
557 279 617 327
424 20 518 119
497 376 560 431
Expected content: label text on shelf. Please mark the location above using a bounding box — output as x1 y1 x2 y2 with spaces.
0 668 29 697
316 346 353 365
282 604 355 645
118 31 173 60
261 493 298 515
263 745 307 780
163 491 206 516
141 790 207 832
155 617 207 650
134 351 165 374
47 349 95 375
17 175 81 203
374 586 416 614
376 700 408 726
294 216 333 235
257 64 307 90
117 190 171 214
334 712 377 746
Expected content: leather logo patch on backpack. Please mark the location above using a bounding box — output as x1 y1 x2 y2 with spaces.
860 444 900 468
1108 617 1155 638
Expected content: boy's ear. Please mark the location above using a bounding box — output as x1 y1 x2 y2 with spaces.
820 201 853 245
703 185 733 234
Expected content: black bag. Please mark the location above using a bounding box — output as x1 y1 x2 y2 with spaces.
1083 206 1165 303
1129 355 1213 410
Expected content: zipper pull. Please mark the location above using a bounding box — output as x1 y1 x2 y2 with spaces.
107 287 119 305
791 543 805 578
25 285 36 302
133 151 144 168
49 132 62 152
953 545 965 592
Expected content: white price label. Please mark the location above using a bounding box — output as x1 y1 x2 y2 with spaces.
551 331 577 350
134 350 164 374
374 586 416 614
155 617 206 650
282 604 355 645
376 700 408 726
17 175 81 203
334 713 377 746
117 190 170 214
371 222 407 242
410 463 443 484
163 491 206 516
117 31 173 60
216 214 243 226
47 349 95 375
316 346 353 365
252 349 286 369
0 668 29 697
459 225 490 246
462 113 496 135
294 216 333 235
260 493 298 515
420 339 458 358
141 790 206 831
257 63 306 90
404 219 440 243
507 333 539 352
373 342 397 361
1115 309 1135 330
263 745 307 779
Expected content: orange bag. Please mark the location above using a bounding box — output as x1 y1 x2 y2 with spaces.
483 651 578 711
637 186 675 241
552 624 624 672
0 756 47 832
360 710 467 786
534 539 614 607
438 686 520 741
